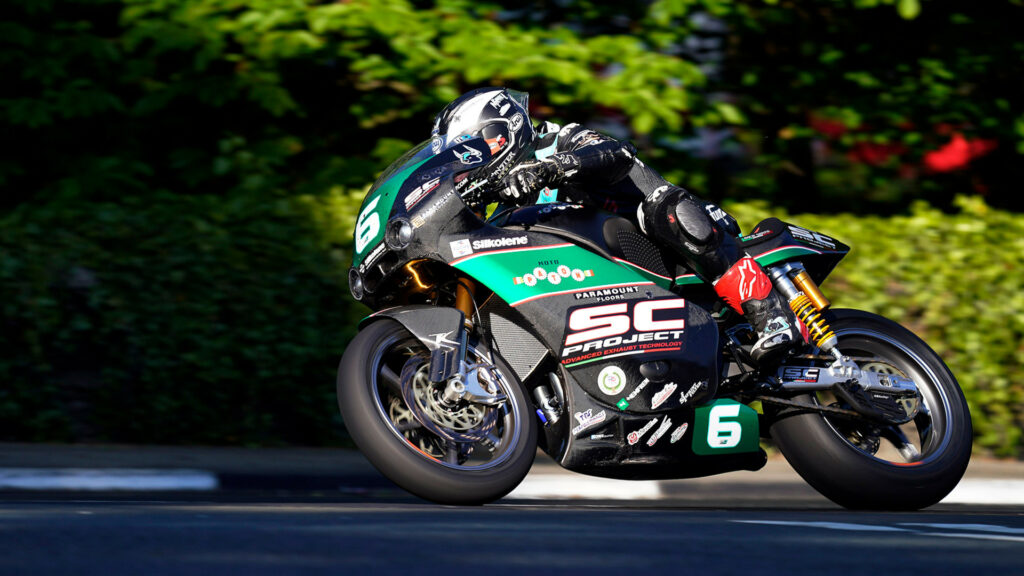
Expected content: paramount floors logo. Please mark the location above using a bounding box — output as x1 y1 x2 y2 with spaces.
574 286 639 300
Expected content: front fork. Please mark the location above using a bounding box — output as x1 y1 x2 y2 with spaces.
434 277 506 408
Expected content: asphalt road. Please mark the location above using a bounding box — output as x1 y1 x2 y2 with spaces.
2 493 1022 575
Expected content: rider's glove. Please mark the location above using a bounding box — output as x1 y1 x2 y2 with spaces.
498 159 558 202
498 153 580 203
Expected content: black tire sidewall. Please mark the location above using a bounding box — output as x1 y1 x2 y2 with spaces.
338 319 537 505
769 309 973 510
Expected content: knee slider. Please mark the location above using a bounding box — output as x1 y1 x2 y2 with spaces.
673 194 716 247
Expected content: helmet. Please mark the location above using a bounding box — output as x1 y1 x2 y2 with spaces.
431 87 536 196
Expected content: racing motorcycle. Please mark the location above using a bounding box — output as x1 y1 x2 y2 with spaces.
338 136 972 510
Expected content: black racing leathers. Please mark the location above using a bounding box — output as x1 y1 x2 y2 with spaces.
497 122 636 203
493 120 800 363
498 121 737 282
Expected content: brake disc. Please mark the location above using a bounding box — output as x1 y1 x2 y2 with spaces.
387 394 445 458
399 356 498 444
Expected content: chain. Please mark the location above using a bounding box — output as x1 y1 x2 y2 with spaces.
756 395 863 418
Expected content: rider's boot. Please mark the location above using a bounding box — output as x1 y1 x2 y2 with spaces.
713 256 801 364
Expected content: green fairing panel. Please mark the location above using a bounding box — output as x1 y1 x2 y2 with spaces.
452 244 655 307
352 156 432 269
753 246 822 268
691 399 761 456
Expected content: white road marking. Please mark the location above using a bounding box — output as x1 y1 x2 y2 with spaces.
0 469 218 491
735 520 910 532
939 480 1024 505
504 475 662 500
736 520 1024 544
901 523 1024 535
919 532 1024 544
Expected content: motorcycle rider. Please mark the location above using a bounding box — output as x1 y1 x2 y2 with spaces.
431 87 800 364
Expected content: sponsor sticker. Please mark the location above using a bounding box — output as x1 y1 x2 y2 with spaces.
515 268 592 286
571 409 607 436
627 418 658 446
616 398 629 411
625 378 650 401
706 205 729 223
597 366 627 396
679 381 704 404
646 416 673 447
669 423 689 444
472 236 527 251
358 242 387 273
650 382 678 410
510 113 524 132
740 229 773 242
574 285 640 301
405 177 441 209
561 299 687 367
788 225 837 249
453 145 482 165
590 433 614 441
450 239 473 258
781 367 820 383
412 191 455 228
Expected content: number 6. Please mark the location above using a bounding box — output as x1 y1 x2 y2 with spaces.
707 404 742 448
355 196 381 254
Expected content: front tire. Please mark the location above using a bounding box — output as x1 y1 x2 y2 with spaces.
769 309 972 510
338 319 537 505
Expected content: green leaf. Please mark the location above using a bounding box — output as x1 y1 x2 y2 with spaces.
713 102 747 125
897 0 921 20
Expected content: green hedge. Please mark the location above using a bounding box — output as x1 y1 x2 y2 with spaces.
0 188 364 445
2 194 1022 454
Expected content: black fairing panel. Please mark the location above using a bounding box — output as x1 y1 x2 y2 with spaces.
496 204 675 277
484 206 766 479
739 217 850 284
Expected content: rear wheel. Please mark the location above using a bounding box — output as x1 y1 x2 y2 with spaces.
769 309 972 510
338 319 537 505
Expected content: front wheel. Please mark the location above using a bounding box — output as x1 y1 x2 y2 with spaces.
338 319 537 505
769 309 972 510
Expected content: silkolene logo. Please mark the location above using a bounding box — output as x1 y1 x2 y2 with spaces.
561 298 686 366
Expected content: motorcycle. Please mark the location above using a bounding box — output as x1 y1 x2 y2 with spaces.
338 136 972 510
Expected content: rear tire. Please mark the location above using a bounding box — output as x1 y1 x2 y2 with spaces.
769 309 972 510
338 319 537 505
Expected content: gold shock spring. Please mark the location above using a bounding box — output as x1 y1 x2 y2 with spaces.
790 294 837 351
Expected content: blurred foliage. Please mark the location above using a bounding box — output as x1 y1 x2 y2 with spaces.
1 0 1022 452
0 188 365 444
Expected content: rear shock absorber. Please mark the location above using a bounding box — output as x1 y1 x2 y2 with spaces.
768 264 838 353
790 293 837 351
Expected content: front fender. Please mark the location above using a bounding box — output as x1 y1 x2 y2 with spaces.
359 305 466 382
